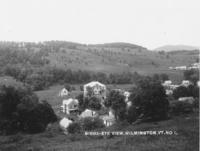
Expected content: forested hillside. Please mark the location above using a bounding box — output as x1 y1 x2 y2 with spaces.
0 41 198 90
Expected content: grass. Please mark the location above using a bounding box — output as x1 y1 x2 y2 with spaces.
0 112 198 151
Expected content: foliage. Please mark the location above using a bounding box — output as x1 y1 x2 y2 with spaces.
129 77 169 121
67 122 81 134
64 84 71 91
0 82 57 134
184 69 199 85
170 101 193 115
80 117 104 131
76 93 87 113
173 85 199 99
88 96 102 111
126 105 138 123
105 90 126 121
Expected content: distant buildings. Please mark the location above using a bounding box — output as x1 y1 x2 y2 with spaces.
162 80 193 95
169 62 200 71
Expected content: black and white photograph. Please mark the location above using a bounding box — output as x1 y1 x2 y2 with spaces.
0 0 199 150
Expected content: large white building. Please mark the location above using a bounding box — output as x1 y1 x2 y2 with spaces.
83 81 106 101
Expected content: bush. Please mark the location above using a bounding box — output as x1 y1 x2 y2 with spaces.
88 96 102 111
0 83 57 134
105 90 126 121
80 85 84 91
67 122 81 134
170 101 193 115
193 98 199 109
18 101 57 134
126 105 138 123
81 117 104 131
130 77 169 121
64 84 71 91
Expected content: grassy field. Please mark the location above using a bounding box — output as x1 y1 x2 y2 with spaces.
0 112 198 151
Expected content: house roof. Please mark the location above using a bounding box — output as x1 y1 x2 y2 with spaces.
84 81 106 88
63 98 79 105
80 109 97 118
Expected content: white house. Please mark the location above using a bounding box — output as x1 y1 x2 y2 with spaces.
165 89 173 95
59 117 73 129
61 98 79 114
124 91 131 103
175 66 187 70
181 80 191 87
58 88 69 97
162 80 172 86
100 110 115 127
197 81 200 87
178 97 195 104
79 109 98 118
83 81 106 101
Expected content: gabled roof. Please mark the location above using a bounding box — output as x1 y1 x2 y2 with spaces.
63 98 79 105
84 81 106 88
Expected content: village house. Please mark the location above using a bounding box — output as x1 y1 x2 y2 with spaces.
181 80 191 87
197 81 200 87
61 98 79 114
178 97 195 104
58 88 69 97
83 81 106 102
100 110 115 127
79 109 98 118
175 66 187 70
162 80 172 87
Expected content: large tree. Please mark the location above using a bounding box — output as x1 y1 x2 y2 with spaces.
129 77 169 121
0 82 57 134
105 90 126 121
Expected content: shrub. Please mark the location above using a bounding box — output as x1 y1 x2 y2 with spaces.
88 96 102 111
130 77 169 121
81 117 104 131
170 101 193 115
64 84 71 91
126 105 138 123
80 85 84 91
105 90 126 121
0 83 57 134
67 122 81 134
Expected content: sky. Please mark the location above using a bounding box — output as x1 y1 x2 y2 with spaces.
0 0 199 49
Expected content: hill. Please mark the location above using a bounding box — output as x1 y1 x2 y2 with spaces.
154 45 199 52
0 41 199 83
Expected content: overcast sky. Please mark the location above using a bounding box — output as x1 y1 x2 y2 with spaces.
0 0 199 49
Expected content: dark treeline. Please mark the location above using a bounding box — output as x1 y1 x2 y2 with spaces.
0 64 143 90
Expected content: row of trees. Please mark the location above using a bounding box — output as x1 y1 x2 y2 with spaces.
1 63 170 91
